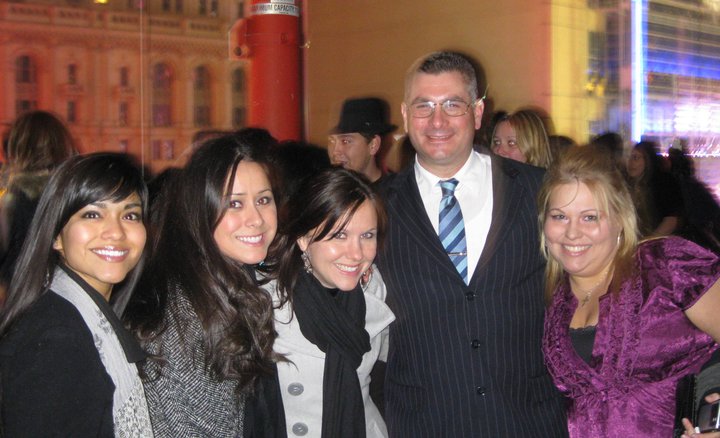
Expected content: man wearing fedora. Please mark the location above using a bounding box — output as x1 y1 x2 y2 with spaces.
328 97 396 184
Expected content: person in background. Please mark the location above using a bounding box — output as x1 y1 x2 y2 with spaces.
548 134 576 163
272 140 331 205
539 146 720 437
491 109 552 168
669 145 720 254
377 51 567 437
0 110 77 293
262 167 394 438
626 140 683 237
0 153 152 437
124 132 284 438
328 97 396 184
589 131 625 169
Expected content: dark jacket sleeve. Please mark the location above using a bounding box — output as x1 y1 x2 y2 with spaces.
1 323 115 437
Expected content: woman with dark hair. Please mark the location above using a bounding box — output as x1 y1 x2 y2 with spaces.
125 131 281 437
0 153 151 437
0 110 77 293
538 146 720 437
626 140 683 237
263 168 395 438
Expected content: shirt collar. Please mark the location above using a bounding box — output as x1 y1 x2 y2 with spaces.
414 151 478 191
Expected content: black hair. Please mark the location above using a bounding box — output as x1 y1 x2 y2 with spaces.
0 153 148 336
125 129 280 390
264 167 386 304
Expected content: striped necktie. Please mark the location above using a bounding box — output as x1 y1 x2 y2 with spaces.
438 179 468 283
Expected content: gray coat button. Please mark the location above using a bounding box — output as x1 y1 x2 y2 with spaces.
287 382 304 396
291 422 308 436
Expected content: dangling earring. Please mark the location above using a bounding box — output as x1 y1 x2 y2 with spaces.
361 266 373 292
617 233 622 246
301 251 313 274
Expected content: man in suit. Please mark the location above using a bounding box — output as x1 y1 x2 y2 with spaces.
376 51 567 437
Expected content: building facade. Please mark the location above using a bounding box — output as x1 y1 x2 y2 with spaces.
0 0 247 173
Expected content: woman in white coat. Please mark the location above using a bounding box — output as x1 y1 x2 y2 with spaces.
263 168 394 438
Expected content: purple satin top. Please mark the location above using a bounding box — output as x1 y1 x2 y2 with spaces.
543 237 720 437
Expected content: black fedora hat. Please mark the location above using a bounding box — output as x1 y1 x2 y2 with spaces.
332 97 397 135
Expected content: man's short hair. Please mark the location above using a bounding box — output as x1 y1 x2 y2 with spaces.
404 51 479 102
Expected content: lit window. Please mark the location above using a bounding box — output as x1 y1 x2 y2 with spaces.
152 63 172 127
193 66 211 127
15 56 36 84
15 56 38 117
152 140 175 160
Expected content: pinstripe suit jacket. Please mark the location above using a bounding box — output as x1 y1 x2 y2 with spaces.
376 155 568 438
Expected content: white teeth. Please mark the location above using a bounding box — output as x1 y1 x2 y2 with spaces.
93 249 127 257
237 235 262 244
564 245 589 252
336 264 359 273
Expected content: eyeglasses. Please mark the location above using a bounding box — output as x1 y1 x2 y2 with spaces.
408 99 477 118
407 85 489 118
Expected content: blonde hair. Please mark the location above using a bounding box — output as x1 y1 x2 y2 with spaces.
537 146 639 301
493 110 552 168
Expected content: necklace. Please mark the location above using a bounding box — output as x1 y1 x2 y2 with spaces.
572 266 612 307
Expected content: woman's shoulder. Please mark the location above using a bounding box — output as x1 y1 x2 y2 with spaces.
638 236 718 264
0 292 95 359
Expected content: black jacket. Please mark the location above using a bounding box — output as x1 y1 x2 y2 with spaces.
0 292 115 437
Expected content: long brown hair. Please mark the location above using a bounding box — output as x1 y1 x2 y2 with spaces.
6 110 76 175
125 131 280 390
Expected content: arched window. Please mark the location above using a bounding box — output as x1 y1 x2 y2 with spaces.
193 65 211 127
231 67 246 129
152 63 172 127
15 55 38 116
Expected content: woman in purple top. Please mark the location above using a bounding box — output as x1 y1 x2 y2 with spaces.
538 146 720 438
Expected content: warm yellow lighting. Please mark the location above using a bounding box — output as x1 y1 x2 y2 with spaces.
94 0 108 3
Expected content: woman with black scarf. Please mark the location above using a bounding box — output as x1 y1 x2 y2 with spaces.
262 167 394 438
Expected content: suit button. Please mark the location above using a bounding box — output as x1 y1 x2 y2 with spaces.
465 292 475 301
476 386 487 396
292 422 308 436
287 382 304 396
471 339 481 348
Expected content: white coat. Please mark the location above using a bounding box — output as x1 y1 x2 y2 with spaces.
266 267 395 438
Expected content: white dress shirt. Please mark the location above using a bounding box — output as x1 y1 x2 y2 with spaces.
414 151 493 281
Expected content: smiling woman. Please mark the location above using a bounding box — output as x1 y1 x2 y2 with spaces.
0 153 152 437
124 130 282 438
537 146 720 438
262 168 395 438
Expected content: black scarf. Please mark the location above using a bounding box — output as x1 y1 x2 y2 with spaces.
293 271 371 438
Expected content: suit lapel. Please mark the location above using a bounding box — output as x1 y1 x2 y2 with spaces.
387 167 462 280
469 156 529 285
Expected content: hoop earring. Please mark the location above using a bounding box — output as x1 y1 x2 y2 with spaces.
301 251 313 274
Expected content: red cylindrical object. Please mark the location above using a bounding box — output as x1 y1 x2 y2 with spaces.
235 0 302 141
